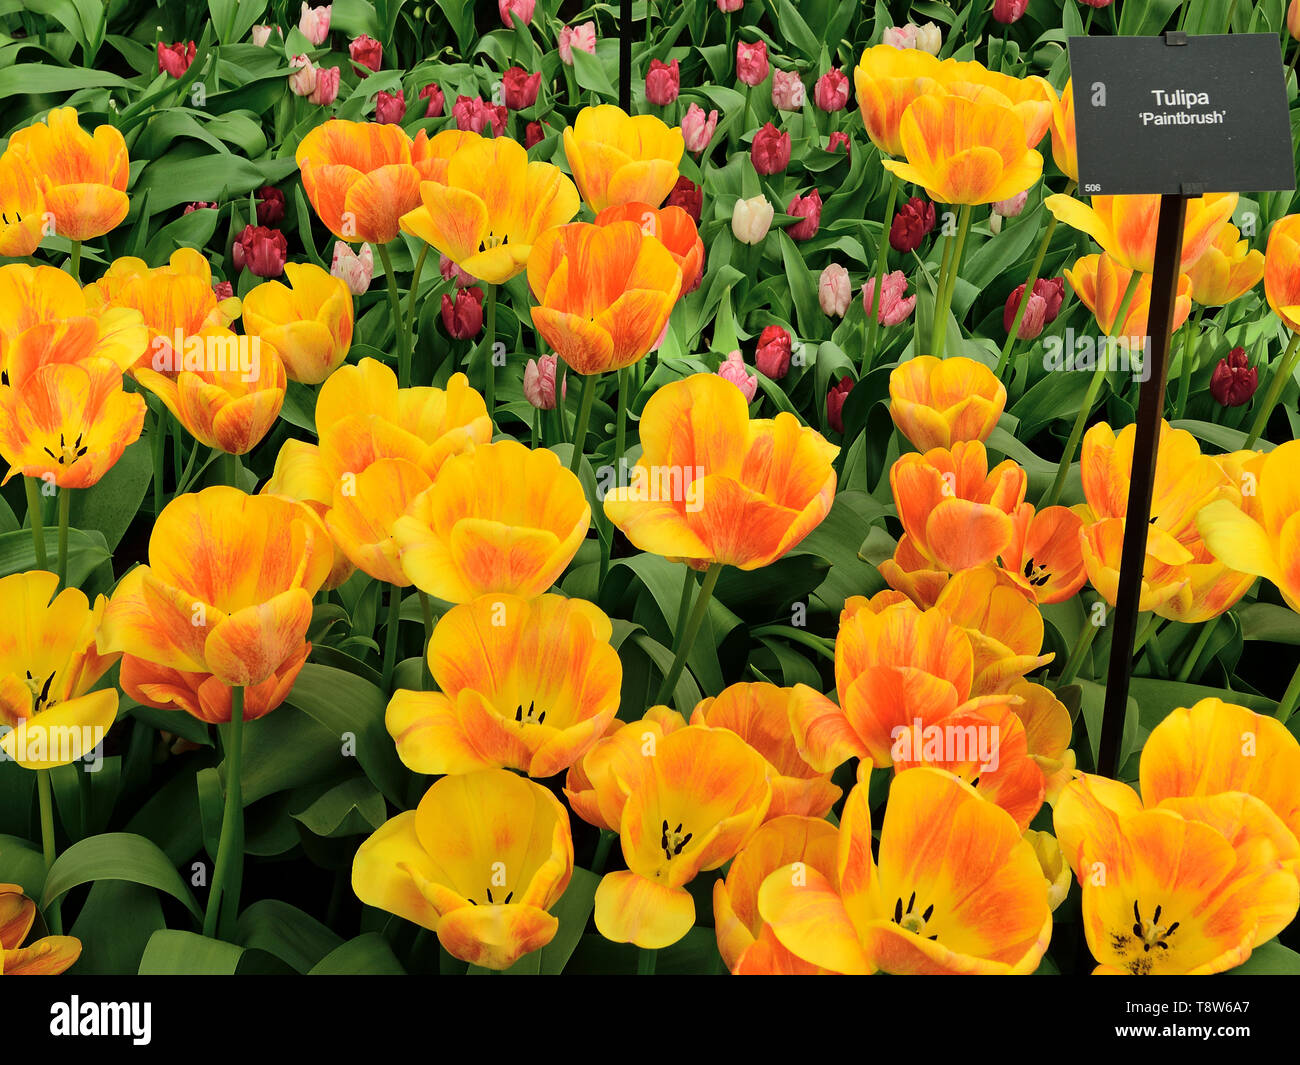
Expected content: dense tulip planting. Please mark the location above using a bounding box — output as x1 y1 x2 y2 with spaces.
0 0 1298 983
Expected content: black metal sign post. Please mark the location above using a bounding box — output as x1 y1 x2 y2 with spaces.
1067 32 1294 778
619 0 632 111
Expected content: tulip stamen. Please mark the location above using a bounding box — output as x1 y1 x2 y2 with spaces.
659 819 693 860
1022 557 1051 589
477 231 510 254
513 701 547 725
1131 900 1179 956
893 891 937 938
24 669 56 713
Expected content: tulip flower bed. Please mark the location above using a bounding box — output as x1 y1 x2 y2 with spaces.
1 0 1300 986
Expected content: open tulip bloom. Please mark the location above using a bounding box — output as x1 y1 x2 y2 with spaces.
0 8 1298 995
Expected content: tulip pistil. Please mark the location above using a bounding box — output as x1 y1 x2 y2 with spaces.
892 891 938 940
24 669 56 713
660 819 693 860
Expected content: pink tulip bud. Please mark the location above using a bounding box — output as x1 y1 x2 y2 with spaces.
737 40 769 86
331 242 373 295
813 68 849 112
646 58 680 106
771 70 805 111
375 89 405 124
717 350 758 402
993 190 1029 218
819 264 851 317
288 55 317 97
681 103 718 153
559 22 597 65
349 34 383 76
442 286 485 339
157 41 196 78
524 354 565 409
420 82 445 117
440 253 476 288
882 25 918 49
717 0 743 10
786 189 823 241
861 270 916 326
499 0 536 27
827 376 854 433
309 65 340 105
250 25 278 46
299 3 331 45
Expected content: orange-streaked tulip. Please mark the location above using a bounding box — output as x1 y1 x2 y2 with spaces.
792 597 973 770
4 108 128 241
689 682 841 819
604 373 837 569
98 488 334 687
296 120 438 244
0 884 81 974
352 769 573 970
758 767 1053 974
563 104 684 212
1054 774 1297 974
239 263 353 384
713 816 839 974
1186 223 1265 307
1049 78 1077 182
594 201 704 294
881 94 1043 206
394 440 591 602
1045 192 1237 275
1198 440 1300 611
593 724 771 948
1001 502 1087 604
82 248 241 375
401 135 579 285
386 593 621 778
1079 516 1191 612
1009 678 1075 805
0 356 144 489
936 60 1055 148
888 355 1006 452
527 221 681 376
0 148 47 257
134 327 286 454
325 457 431 587
877 533 951 609
262 438 355 590
852 44 945 157
0 572 117 770
563 707 686 832
891 440 1027 572
1064 252 1192 338
933 564 1052 694
1141 698 1300 852
1264 214 1300 330
0 264 147 376
119 647 309 726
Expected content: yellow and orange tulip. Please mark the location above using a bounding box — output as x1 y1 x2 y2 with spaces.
852 45 944 157
1001 502 1087 605
0 148 47 257
239 263 354 384
594 201 704 294
1064 252 1192 338
0 884 81 974
1049 78 1077 183
888 355 1006 452
1186 223 1265 307
1263 214 1300 331
563 104 684 212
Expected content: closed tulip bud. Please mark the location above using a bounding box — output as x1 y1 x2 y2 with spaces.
213 280 234 300
772 70 806 111
889 196 937 253
503 66 542 109
827 376 854 433
882 25 918 49
646 58 681 106
666 176 703 223
233 224 288 278
559 22 597 65
331 241 374 295
1209 347 1258 406
737 39 769 86
717 0 743 10
861 270 915 325
439 253 476 288
1291 0 1300 37
288 54 318 97
819 263 852 317
499 0 535 26
992 0 1028 23
157 41 196 78
310 65 340 105
1081 0 1114 6
184 201 218 214
442 286 485 339
915 21 943 54
256 186 286 226
989 211 1003 236
453 95 506 136
524 120 545 148
524 353 564 409
813 68 849 112
755 324 792 379
786 188 823 241
993 190 1029 218
731 194 773 244
717 350 758 402
681 103 718 153
420 81 445 117
1004 279 1060 338
299 2 331 45
349 34 382 75
827 130 851 154
750 122 791 174
375 89 405 124
250 25 278 46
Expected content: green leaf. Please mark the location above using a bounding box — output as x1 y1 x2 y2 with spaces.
571 46 617 100
69 881 165 975
1239 603 1300 646
1225 940 1300 974
236 899 344 973
42 832 202 919
0 527 110 587
68 438 152 551
0 63 128 99
138 930 245 975
291 775 387 837
538 867 600 974
309 933 406 974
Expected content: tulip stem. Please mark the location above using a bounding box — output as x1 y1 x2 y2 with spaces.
483 285 498 425
25 476 48 571
590 829 616 874
417 590 434 689
151 407 168 515
222 449 241 490
56 487 70 590
377 243 412 388
863 173 901 376
669 565 695 651
568 371 598 475
67 240 81 283
637 948 658 975
654 563 722 707
930 204 972 358
203 686 245 939
1275 658 1300 724
995 181 1075 380
1244 329 1300 449
613 367 629 480
381 582 402 694
37 769 62 934
1174 620 1217 684
406 244 429 326
1043 270 1144 507
1172 303 1206 420
1057 615 1099 687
